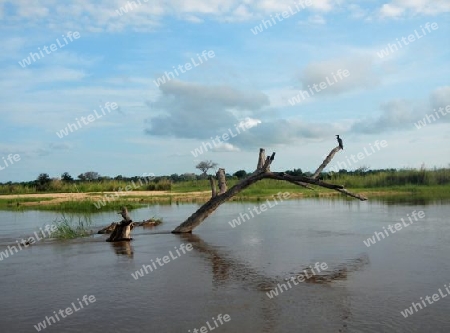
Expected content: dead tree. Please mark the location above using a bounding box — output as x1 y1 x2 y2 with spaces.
216 168 227 194
106 207 133 242
172 146 367 233
209 176 217 198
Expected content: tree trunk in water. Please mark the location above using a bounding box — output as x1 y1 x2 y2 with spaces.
172 146 367 234
172 171 269 233
106 224 132 242
106 207 133 242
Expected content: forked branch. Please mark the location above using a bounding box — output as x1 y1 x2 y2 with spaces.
172 147 366 233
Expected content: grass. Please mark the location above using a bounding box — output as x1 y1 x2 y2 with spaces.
0 196 147 212
34 199 145 213
0 179 172 195
325 168 450 187
0 197 55 210
1 168 450 212
50 214 93 239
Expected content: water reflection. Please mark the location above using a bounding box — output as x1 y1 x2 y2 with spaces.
178 233 280 333
2 200 449 332
179 233 276 288
177 233 364 333
371 196 450 206
109 241 134 258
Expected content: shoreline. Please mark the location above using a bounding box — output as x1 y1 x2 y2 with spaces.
0 186 446 210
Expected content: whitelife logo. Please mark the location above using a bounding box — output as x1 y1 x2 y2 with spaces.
327 140 388 172
401 283 450 318
18 31 81 68
377 22 438 59
288 69 350 106
414 104 450 129
0 153 21 172
33 295 96 331
228 192 291 228
266 262 329 299
153 50 215 87
93 174 155 209
131 243 193 280
55 102 118 138
363 210 425 247
188 314 231 333
190 118 261 158
116 0 147 16
0 224 58 262
250 0 313 35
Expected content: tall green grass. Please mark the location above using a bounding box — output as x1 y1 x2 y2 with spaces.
0 197 55 210
325 168 450 188
1 168 449 204
0 179 172 195
50 214 93 239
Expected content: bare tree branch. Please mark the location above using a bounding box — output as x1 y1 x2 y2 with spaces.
312 146 341 179
172 147 367 233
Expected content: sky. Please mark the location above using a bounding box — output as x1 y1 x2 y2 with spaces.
0 0 449 182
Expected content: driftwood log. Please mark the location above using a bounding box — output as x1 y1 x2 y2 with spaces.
172 146 367 234
98 219 162 234
106 207 133 242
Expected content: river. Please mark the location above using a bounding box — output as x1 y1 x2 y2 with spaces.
0 198 449 332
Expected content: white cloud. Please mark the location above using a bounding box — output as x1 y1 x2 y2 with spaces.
347 4 367 19
211 143 240 152
430 86 450 110
379 4 405 18
378 0 450 18
351 86 450 133
299 14 327 25
300 55 379 95
239 117 262 129
145 80 269 139
0 0 349 31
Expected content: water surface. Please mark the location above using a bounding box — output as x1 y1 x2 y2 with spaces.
1 199 449 332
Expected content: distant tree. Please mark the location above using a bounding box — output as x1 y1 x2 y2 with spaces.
285 168 303 176
114 175 124 180
78 173 87 181
170 173 181 182
182 173 197 181
61 172 74 182
79 171 100 181
35 173 51 191
354 166 370 175
233 170 247 179
196 160 218 176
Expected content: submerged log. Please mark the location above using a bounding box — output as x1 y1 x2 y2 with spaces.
98 222 118 234
106 207 133 242
99 218 162 234
172 146 367 233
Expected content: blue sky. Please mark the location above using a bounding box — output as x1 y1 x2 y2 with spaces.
0 0 449 182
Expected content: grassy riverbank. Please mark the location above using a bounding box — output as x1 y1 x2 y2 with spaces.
1 168 449 211
0 180 449 212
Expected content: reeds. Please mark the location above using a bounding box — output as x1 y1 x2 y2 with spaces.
50 214 93 239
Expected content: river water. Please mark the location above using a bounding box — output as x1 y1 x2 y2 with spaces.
0 198 449 333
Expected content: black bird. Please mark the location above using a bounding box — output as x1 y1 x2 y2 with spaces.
336 135 344 150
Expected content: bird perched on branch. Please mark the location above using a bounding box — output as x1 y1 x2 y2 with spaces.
336 135 344 150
